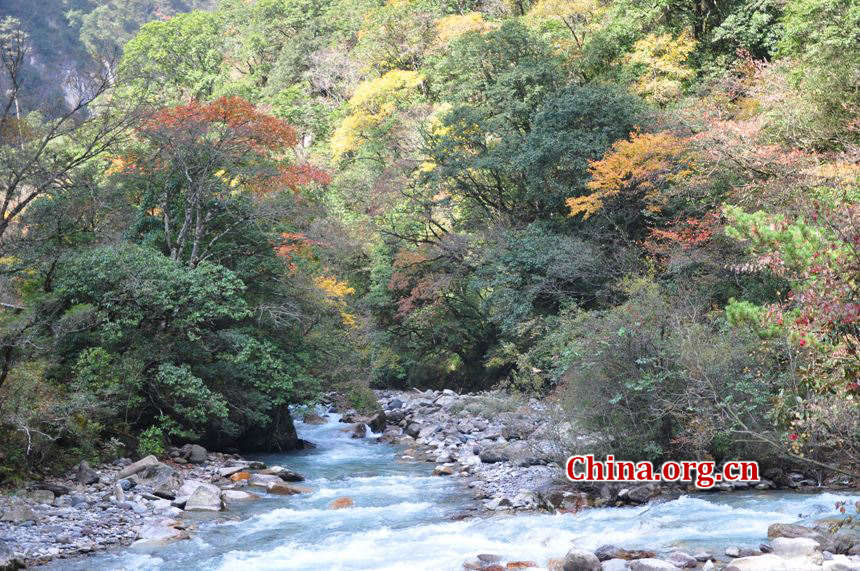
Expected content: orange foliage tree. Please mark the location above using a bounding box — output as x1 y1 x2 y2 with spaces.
566 131 693 228
122 97 329 266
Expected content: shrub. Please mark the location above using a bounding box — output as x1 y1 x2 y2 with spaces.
137 425 165 458
559 278 780 463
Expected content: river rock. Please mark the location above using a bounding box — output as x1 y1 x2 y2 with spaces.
117 455 159 479
303 412 327 424
134 518 189 545
248 473 282 488
176 479 206 498
368 411 386 433
34 483 70 496
626 484 661 504
217 466 246 478
180 444 208 464
405 422 422 438
329 497 354 509
667 551 697 568
0 504 35 523
266 482 312 495
348 423 367 439
230 471 251 482
768 523 824 541
563 548 601 571
137 463 183 499
221 490 260 504
432 465 454 476
27 489 54 505
628 559 679 570
724 554 798 570
506 561 538 568
601 560 629 571
595 546 656 561
75 460 99 485
387 398 403 410
184 483 223 512
771 537 821 558
479 445 509 464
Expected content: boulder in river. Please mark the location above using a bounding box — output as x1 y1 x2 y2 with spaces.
303 412 327 425
221 490 260 504
626 483 661 504
562 548 601 571
666 551 697 568
594 546 656 561
432 465 454 476
768 522 824 540
366 411 386 433
184 483 224 512
134 518 189 545
770 537 820 558
329 497 354 509
248 473 282 488
724 553 795 570
405 422 422 438
347 423 366 439
266 482 312 495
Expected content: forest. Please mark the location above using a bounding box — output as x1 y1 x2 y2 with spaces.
0 0 857 482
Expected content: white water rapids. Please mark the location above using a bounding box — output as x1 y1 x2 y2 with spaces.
50 414 859 570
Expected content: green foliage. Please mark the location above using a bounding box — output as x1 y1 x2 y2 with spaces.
776 0 860 148
118 10 224 103
137 425 165 457
560 279 780 462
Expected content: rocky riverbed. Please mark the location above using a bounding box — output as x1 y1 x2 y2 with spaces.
0 444 307 569
365 388 860 570
3 388 859 570
371 389 855 514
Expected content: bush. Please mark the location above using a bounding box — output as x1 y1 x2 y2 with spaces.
137 425 165 458
559 278 780 463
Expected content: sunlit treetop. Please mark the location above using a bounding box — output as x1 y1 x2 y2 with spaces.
626 30 697 106
567 131 693 219
434 13 494 47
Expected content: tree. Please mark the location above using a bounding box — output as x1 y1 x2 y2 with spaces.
118 11 225 104
724 186 860 473
625 30 696 105
0 17 135 248
120 96 329 267
330 70 425 161
567 131 692 229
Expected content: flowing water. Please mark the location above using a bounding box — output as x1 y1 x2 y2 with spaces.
51 415 859 570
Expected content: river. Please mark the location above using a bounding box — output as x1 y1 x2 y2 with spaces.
49 414 859 570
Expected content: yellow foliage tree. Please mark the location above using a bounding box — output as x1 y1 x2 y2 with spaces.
566 131 692 219
330 70 424 159
626 30 696 106
315 276 357 328
526 0 602 50
434 13 493 47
